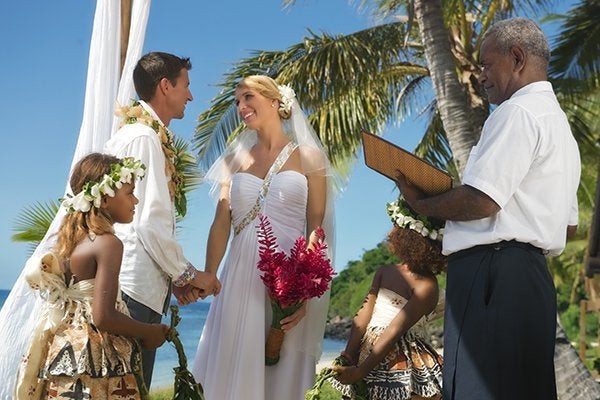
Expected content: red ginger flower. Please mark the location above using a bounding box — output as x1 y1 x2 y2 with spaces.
256 214 335 308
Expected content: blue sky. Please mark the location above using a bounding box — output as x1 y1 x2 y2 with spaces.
0 1 571 290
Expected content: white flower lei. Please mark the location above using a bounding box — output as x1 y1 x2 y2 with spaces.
277 84 296 114
61 157 146 213
386 198 444 241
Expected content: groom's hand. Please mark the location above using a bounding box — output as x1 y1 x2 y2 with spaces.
172 284 200 305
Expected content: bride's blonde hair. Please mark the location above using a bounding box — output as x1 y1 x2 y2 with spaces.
237 75 292 119
55 153 119 259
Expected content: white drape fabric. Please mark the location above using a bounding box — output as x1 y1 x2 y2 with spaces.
0 1 150 397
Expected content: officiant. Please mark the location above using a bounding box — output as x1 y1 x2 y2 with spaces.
394 17 580 400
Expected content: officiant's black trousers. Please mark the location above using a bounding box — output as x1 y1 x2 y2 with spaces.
442 241 557 400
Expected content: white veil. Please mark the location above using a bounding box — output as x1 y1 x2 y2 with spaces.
0 1 150 397
204 98 338 358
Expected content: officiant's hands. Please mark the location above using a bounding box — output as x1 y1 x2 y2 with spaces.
395 172 425 211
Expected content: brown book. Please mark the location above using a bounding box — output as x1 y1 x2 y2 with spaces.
361 129 453 195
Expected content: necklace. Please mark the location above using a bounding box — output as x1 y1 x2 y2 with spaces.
116 101 187 216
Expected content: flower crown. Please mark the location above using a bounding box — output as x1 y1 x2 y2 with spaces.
61 157 146 213
277 84 295 114
386 197 444 241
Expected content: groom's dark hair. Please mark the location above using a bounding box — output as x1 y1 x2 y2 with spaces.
133 52 192 101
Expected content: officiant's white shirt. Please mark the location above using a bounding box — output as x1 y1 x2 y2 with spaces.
443 82 580 257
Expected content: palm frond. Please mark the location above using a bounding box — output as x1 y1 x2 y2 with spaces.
549 0 600 81
11 200 60 253
174 136 202 193
413 104 458 178
193 22 428 182
173 136 202 219
554 87 600 150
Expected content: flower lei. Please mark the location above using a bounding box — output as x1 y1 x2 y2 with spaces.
61 157 146 213
277 84 295 114
115 100 187 216
386 197 444 241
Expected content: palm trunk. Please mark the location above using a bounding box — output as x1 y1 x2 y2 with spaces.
413 0 478 176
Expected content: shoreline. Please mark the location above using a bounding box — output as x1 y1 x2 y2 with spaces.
150 351 343 392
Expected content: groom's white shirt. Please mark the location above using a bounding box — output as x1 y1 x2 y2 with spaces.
104 100 190 314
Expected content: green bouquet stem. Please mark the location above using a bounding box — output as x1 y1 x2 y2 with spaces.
166 305 205 400
304 356 368 400
265 300 303 366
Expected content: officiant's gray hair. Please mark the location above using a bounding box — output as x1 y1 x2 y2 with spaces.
482 17 550 69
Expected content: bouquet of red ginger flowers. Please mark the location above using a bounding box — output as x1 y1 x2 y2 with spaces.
256 213 335 365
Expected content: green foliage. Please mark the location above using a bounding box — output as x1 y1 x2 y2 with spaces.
166 306 205 400
150 388 173 400
307 380 342 400
11 199 60 254
329 242 398 318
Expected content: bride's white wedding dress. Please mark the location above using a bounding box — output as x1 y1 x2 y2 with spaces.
192 170 328 400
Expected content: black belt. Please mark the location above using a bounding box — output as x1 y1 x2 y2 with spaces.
450 240 546 261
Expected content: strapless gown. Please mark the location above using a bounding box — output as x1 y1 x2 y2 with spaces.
192 171 329 400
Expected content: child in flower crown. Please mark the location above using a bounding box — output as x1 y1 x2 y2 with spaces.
328 197 445 400
14 153 169 400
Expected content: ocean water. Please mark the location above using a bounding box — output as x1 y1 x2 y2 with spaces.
0 289 345 389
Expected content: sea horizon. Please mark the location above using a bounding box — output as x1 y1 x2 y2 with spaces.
0 289 345 390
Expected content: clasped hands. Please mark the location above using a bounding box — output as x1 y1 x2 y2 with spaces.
173 271 221 306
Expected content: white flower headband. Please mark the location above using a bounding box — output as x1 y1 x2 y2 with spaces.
61 157 146 213
277 84 296 114
386 197 444 241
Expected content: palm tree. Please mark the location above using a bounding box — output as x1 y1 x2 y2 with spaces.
193 0 595 177
547 1 600 397
193 21 429 182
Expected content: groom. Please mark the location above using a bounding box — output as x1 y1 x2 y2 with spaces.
104 52 220 389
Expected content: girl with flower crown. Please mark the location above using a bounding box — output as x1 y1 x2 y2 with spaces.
327 198 445 400
191 75 337 399
14 153 169 400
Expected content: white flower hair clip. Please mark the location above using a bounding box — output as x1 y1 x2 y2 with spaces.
386 197 444 241
277 84 296 114
61 157 146 213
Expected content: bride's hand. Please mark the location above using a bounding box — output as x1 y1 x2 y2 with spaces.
307 227 325 251
280 302 307 333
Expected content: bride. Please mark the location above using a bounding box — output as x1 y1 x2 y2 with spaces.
191 75 336 399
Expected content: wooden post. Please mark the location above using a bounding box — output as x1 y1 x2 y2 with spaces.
579 300 587 361
120 0 132 75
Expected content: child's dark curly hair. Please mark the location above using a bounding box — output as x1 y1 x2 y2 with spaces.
387 225 447 276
